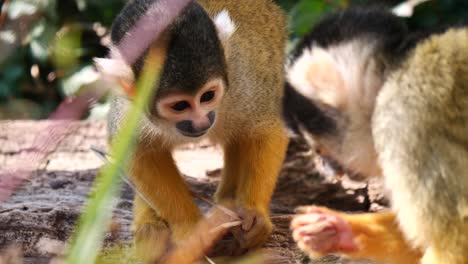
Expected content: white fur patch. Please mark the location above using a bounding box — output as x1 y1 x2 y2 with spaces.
287 40 382 112
94 58 130 78
94 46 135 84
328 40 382 114
287 46 344 107
214 9 236 40
392 0 431 17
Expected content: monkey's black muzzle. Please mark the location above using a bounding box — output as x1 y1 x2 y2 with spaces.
176 111 216 137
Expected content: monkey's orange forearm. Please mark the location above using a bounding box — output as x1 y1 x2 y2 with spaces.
129 143 202 239
215 142 242 202
236 124 289 212
338 210 422 263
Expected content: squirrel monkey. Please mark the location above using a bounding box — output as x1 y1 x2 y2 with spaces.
105 0 288 261
283 7 468 264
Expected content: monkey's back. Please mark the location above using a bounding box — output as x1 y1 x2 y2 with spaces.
198 0 288 138
373 28 468 249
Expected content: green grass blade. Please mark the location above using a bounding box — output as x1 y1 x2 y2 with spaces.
65 50 163 264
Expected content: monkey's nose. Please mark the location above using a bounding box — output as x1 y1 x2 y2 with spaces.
176 112 216 137
176 120 212 137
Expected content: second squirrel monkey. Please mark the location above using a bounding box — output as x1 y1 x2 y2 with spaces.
283 7 468 264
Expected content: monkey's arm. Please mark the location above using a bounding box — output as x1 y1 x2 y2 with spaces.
236 124 289 215
216 123 289 249
129 142 202 241
291 206 422 264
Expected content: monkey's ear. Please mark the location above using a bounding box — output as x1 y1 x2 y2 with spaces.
94 58 135 83
214 10 236 42
287 46 345 108
94 46 135 84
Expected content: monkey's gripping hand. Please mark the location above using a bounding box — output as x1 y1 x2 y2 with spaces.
210 201 273 256
291 206 422 263
232 206 273 250
291 206 358 258
215 123 289 254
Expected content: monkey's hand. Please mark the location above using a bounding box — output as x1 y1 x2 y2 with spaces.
231 206 273 252
291 206 422 263
291 206 358 258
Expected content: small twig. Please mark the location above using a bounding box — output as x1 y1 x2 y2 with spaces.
0 0 11 30
209 221 242 234
91 145 160 212
204 256 216 264
190 191 239 220
90 145 108 159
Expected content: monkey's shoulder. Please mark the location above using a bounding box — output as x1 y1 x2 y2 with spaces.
198 0 287 37
405 28 468 75
386 28 468 97
376 28 468 127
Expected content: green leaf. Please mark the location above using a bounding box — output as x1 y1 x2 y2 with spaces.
289 0 327 37
288 0 345 37
51 25 83 70
65 47 164 264
0 81 11 100
2 64 24 83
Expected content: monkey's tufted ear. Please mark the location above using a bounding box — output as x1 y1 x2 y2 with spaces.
93 46 136 97
94 46 135 84
287 46 345 108
214 10 237 42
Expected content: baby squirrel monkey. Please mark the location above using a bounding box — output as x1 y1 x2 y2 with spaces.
106 0 288 261
283 7 468 264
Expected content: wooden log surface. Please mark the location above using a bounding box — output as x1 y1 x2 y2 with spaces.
0 121 383 263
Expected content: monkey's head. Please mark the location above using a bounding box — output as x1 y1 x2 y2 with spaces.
109 1 236 138
283 8 414 178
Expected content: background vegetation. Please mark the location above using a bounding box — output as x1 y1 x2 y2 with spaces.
0 0 467 120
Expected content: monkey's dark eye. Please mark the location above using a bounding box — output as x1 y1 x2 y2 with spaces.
200 91 215 103
171 101 190 112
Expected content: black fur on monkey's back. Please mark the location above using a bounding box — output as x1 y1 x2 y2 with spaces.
110 0 228 98
289 7 459 62
289 8 409 61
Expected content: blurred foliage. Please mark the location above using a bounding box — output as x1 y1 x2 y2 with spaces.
278 0 468 38
0 0 124 119
0 0 467 119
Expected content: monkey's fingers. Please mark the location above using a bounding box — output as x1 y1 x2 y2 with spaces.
239 207 256 231
241 214 270 245
230 207 272 252
291 211 358 256
291 212 329 229
294 205 336 215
